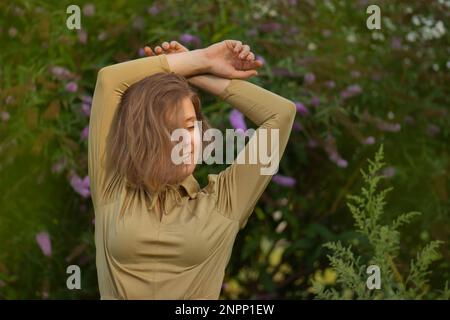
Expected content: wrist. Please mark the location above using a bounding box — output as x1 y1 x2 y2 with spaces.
191 49 211 74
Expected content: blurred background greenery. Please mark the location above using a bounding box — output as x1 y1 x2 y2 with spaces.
0 0 448 299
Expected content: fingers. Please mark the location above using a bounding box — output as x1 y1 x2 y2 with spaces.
144 46 154 56
233 41 243 53
150 40 188 56
246 52 255 61
238 45 250 59
170 40 189 52
231 41 256 61
171 40 182 50
250 59 264 68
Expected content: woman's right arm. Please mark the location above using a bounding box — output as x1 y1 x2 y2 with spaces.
189 74 296 230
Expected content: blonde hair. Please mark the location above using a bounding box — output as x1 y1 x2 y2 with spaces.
102 72 211 218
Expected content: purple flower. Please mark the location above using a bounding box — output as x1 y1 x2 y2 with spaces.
258 22 282 33
304 72 315 84
308 139 318 148
36 232 52 257
255 55 265 65
322 29 332 37
363 136 375 145
310 96 320 107
229 109 247 132
336 158 348 168
294 102 309 116
351 70 361 79
382 166 396 178
70 174 90 198
52 158 67 173
293 121 302 132
391 37 402 50
1 111 10 122
80 126 89 140
377 122 401 132
65 81 78 93
329 153 348 168
340 84 362 99
179 33 201 47
246 28 258 37
147 4 161 15
272 174 297 187
82 3 95 16
347 84 362 94
328 151 340 163
272 67 296 77
81 103 91 117
324 80 336 89
80 95 92 104
138 47 146 57
77 29 88 44
426 124 440 137
287 26 299 36
51 66 74 81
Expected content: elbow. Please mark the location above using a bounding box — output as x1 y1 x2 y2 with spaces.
280 101 296 123
287 101 297 118
97 67 109 83
269 101 296 130
96 66 115 88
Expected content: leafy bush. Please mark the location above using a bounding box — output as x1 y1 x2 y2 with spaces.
313 145 449 299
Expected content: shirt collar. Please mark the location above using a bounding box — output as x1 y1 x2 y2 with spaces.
179 174 200 199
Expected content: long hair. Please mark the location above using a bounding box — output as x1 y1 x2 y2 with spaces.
102 72 211 218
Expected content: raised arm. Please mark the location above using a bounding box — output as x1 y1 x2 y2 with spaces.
195 76 296 230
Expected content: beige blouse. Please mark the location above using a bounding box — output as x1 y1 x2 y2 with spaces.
88 54 296 299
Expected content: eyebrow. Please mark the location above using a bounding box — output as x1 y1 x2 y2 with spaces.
185 116 197 122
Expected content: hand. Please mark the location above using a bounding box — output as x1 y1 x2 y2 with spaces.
145 39 263 79
144 41 189 56
203 40 263 79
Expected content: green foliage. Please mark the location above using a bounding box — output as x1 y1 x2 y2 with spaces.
313 146 448 299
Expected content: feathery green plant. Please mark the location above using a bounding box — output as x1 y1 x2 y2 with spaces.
313 145 449 299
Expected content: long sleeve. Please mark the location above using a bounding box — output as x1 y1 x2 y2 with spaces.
209 79 296 229
88 54 171 207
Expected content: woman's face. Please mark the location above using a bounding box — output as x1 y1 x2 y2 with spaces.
180 97 200 176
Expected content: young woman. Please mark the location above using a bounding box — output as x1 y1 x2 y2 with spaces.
88 39 296 299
